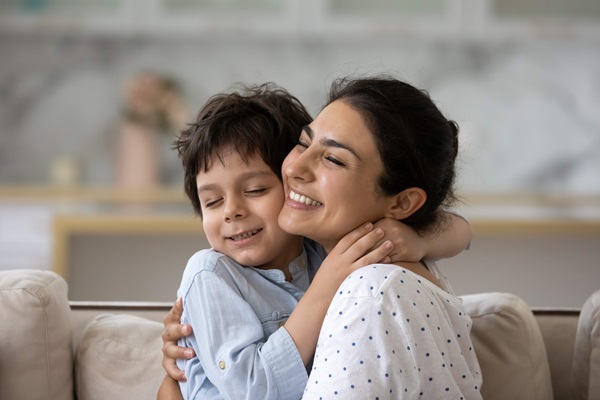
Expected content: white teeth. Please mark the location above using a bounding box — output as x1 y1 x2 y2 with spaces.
231 229 260 241
290 191 322 206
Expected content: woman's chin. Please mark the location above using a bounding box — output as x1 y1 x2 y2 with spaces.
278 212 305 236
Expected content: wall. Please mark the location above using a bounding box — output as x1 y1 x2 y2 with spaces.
1 1 599 307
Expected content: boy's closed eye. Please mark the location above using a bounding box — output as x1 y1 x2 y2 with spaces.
245 187 267 196
204 198 223 208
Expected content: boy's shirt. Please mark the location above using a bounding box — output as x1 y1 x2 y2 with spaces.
177 238 326 400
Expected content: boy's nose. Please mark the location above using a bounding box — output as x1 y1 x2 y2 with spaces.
224 212 243 222
223 199 245 222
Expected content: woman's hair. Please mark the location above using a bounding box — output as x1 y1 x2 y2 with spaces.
327 76 459 233
175 83 312 216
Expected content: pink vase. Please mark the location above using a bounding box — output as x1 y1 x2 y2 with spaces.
117 122 160 190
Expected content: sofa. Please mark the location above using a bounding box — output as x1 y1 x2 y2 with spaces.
0 269 597 400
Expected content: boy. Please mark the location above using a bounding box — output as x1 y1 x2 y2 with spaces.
160 83 472 399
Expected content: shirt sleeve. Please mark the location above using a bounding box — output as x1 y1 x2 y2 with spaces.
180 269 308 400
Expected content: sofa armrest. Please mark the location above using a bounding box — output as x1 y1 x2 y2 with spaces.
571 289 600 400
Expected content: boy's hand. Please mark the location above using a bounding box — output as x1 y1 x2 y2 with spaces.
313 223 394 295
373 218 425 263
162 298 195 382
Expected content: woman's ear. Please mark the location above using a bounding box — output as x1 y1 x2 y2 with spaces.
385 188 427 220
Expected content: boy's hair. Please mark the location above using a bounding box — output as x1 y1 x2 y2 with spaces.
175 83 312 217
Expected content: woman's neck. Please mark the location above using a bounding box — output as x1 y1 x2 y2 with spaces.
392 260 443 289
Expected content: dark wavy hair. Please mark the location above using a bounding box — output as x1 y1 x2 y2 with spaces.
326 76 459 233
175 83 312 217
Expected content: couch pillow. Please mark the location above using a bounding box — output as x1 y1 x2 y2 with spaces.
0 269 73 400
571 289 600 400
462 292 553 400
75 313 165 400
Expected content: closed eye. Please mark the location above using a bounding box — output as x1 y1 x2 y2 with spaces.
296 139 309 149
325 156 345 167
204 198 223 208
246 188 267 196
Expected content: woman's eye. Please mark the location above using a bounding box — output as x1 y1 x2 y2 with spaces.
325 156 345 167
296 139 309 149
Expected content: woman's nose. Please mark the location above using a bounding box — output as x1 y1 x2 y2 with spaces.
285 152 312 182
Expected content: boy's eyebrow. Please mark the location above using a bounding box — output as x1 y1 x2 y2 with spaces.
302 125 361 160
197 170 274 194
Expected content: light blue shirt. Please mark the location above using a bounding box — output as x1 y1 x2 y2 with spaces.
177 239 326 400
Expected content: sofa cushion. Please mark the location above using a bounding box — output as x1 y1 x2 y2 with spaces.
571 289 600 400
0 269 73 400
462 292 553 400
75 313 164 400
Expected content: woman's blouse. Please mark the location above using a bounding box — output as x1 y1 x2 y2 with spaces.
302 262 483 400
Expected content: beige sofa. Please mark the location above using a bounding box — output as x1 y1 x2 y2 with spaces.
0 269 597 400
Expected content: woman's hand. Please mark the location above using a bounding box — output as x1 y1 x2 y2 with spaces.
161 298 195 382
284 223 394 365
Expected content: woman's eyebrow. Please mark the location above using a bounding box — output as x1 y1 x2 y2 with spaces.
303 125 360 159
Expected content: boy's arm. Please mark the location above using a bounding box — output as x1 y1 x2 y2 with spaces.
374 211 471 263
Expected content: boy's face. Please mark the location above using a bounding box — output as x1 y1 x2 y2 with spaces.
196 148 303 271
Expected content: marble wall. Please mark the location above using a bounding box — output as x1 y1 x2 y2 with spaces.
1 33 599 195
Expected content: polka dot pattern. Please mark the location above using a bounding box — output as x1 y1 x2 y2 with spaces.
302 263 482 400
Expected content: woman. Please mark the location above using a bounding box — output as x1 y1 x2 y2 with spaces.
162 76 481 399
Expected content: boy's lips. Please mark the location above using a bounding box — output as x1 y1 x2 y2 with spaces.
289 190 323 206
228 228 262 242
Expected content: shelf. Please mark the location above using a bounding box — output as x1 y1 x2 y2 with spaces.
0 185 188 204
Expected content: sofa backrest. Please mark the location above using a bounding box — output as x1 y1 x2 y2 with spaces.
0 269 74 400
462 292 554 400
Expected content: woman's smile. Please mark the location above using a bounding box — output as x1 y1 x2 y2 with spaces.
288 190 323 207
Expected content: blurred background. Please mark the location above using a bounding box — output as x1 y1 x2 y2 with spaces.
0 0 599 307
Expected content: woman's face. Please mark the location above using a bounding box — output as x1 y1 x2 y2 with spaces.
278 100 394 252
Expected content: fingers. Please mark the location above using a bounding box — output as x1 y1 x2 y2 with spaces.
358 240 394 266
162 323 192 343
340 226 386 261
163 298 184 327
163 339 195 359
162 357 187 382
333 223 374 253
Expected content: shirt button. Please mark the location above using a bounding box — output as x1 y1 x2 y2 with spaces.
218 360 226 370
298 258 306 269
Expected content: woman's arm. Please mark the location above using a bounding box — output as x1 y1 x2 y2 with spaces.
156 375 184 400
161 225 395 379
283 223 394 365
